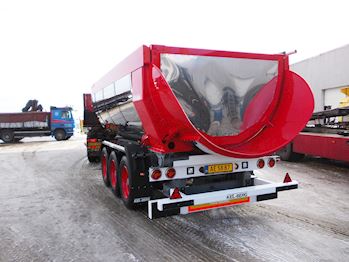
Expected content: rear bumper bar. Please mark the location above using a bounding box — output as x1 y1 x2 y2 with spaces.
148 177 298 219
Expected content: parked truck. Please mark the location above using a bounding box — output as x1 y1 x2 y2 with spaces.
84 45 314 219
0 106 75 143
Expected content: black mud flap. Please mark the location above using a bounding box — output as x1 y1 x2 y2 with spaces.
150 202 180 219
150 200 194 219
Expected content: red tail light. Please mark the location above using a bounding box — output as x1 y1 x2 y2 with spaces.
166 168 176 178
87 138 97 143
257 159 265 169
170 188 182 199
268 158 276 168
151 169 162 180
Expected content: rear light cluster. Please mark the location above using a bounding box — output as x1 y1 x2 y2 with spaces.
257 159 265 169
268 158 276 168
151 169 161 180
257 158 276 169
166 168 176 178
151 168 176 180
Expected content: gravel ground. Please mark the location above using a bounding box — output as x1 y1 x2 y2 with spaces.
0 135 348 262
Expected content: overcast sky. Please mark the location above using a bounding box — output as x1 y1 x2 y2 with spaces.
0 0 348 117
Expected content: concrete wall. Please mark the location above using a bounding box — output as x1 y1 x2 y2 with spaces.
291 44 349 112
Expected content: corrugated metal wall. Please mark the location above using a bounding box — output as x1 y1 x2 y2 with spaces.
291 44 349 112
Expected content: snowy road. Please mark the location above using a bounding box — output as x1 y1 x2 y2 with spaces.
0 136 348 261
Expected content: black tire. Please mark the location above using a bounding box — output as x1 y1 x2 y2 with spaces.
1 130 14 143
13 137 23 143
108 152 120 197
118 155 136 209
278 143 305 161
54 129 66 141
64 136 72 140
87 153 100 163
291 152 305 161
101 147 110 187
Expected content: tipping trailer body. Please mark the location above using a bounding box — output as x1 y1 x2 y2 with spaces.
0 107 75 142
84 45 314 218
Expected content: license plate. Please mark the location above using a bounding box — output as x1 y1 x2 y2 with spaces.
226 192 247 200
206 163 233 174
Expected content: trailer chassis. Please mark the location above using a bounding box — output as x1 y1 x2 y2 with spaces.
100 140 298 219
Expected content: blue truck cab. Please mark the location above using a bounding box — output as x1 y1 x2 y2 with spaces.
50 107 75 141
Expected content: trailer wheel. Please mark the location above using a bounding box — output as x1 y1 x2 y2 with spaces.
278 143 305 161
101 147 110 187
118 156 135 209
108 152 120 197
87 153 100 163
1 130 14 143
54 129 66 141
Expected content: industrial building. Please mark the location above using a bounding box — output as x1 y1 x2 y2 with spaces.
291 44 349 112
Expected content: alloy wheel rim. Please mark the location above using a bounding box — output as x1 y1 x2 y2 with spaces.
121 165 130 199
110 159 117 189
102 155 107 180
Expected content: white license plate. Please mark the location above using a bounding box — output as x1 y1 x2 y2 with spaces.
226 192 247 200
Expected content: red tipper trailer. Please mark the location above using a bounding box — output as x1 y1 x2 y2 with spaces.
84 45 314 219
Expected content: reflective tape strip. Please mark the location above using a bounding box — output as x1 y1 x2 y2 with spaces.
188 197 250 212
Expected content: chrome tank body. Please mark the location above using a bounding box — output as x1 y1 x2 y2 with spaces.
91 73 142 133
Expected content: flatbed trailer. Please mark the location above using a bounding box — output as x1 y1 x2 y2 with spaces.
84 45 313 219
280 132 349 162
279 106 349 163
